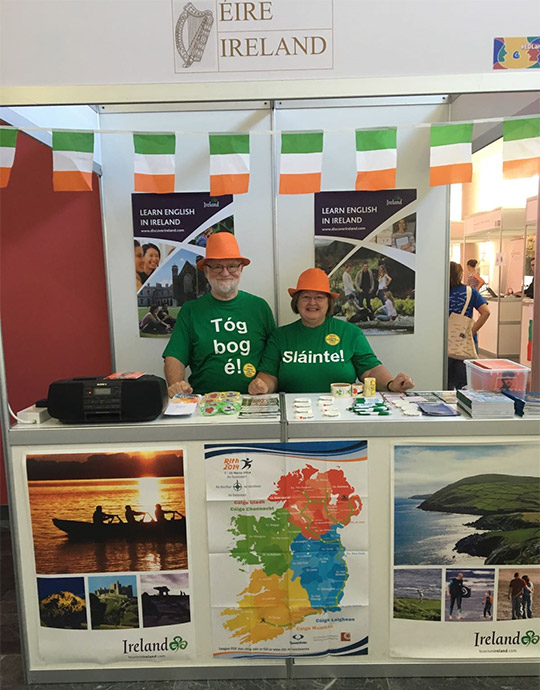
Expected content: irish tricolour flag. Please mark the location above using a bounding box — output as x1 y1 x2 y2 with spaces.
430 123 473 186
356 128 397 190
134 134 176 194
0 128 18 188
209 134 250 196
52 131 94 191
279 132 323 194
503 117 540 180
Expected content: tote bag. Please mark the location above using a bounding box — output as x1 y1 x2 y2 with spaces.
448 286 478 360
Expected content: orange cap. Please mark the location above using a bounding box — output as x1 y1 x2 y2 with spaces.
196 232 250 270
288 268 340 299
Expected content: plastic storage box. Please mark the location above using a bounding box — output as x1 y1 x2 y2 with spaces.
464 359 530 392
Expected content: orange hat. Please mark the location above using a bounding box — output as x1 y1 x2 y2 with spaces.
288 268 340 299
196 232 250 271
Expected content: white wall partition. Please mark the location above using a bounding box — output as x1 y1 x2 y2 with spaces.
274 97 451 390
98 103 275 375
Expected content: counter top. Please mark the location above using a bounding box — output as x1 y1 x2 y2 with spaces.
7 393 539 445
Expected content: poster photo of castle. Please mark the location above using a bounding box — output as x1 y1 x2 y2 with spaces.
131 192 234 338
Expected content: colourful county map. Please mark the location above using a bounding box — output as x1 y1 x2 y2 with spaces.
206 441 369 657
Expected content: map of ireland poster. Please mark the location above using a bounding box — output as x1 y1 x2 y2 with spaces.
206 441 369 657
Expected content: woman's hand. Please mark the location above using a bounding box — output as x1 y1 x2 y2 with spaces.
388 372 414 392
248 377 269 395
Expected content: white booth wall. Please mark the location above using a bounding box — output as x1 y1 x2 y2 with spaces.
99 97 450 389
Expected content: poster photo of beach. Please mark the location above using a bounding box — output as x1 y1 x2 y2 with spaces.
26 449 188 575
444 569 496 623
497 567 539 621
393 442 540 567
393 568 442 621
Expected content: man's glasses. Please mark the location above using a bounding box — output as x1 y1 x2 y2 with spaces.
205 262 243 274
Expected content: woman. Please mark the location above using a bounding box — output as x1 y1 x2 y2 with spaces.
375 291 397 322
448 261 490 390
142 243 161 281
377 264 392 303
465 259 485 290
134 240 145 290
248 268 414 395
391 219 415 252
522 575 533 619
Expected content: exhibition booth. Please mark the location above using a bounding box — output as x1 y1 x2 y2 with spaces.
1 0 539 684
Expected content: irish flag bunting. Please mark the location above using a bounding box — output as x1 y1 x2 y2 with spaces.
0 128 18 188
209 134 250 196
279 132 323 194
52 131 94 191
430 123 473 186
133 134 175 194
503 117 540 179
356 128 397 190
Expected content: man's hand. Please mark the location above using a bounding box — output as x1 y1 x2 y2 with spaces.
168 380 193 397
389 372 414 392
248 377 269 395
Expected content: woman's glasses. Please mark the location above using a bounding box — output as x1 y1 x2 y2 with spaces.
205 262 242 274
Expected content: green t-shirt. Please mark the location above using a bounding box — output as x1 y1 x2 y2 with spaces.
258 317 381 393
162 291 275 394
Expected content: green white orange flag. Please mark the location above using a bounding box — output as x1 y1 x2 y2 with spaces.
355 128 397 190
503 117 540 179
52 131 94 191
0 128 18 188
209 134 250 196
430 123 473 186
133 134 176 194
279 132 323 194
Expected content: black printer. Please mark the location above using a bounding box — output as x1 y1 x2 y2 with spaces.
47 375 168 424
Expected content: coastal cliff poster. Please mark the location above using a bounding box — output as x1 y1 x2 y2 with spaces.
314 190 416 335
25 447 195 665
390 441 540 659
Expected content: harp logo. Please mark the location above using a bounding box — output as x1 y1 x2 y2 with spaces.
175 2 214 68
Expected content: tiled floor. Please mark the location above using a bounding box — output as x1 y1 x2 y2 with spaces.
1 522 538 690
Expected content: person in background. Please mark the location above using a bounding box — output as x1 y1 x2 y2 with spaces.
522 575 534 619
142 243 161 281
391 218 415 252
448 262 490 390
354 262 375 313
342 263 355 300
465 259 485 290
163 232 275 395
125 505 145 524
248 268 414 395
134 240 145 290
508 572 526 620
376 263 392 303
375 291 398 322
482 590 493 619
447 572 465 620
92 505 116 525
140 305 171 335
154 503 177 523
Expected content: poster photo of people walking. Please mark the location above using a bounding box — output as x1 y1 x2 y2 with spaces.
314 190 416 335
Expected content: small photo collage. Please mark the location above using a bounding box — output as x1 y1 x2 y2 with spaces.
36 572 190 630
393 567 538 622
